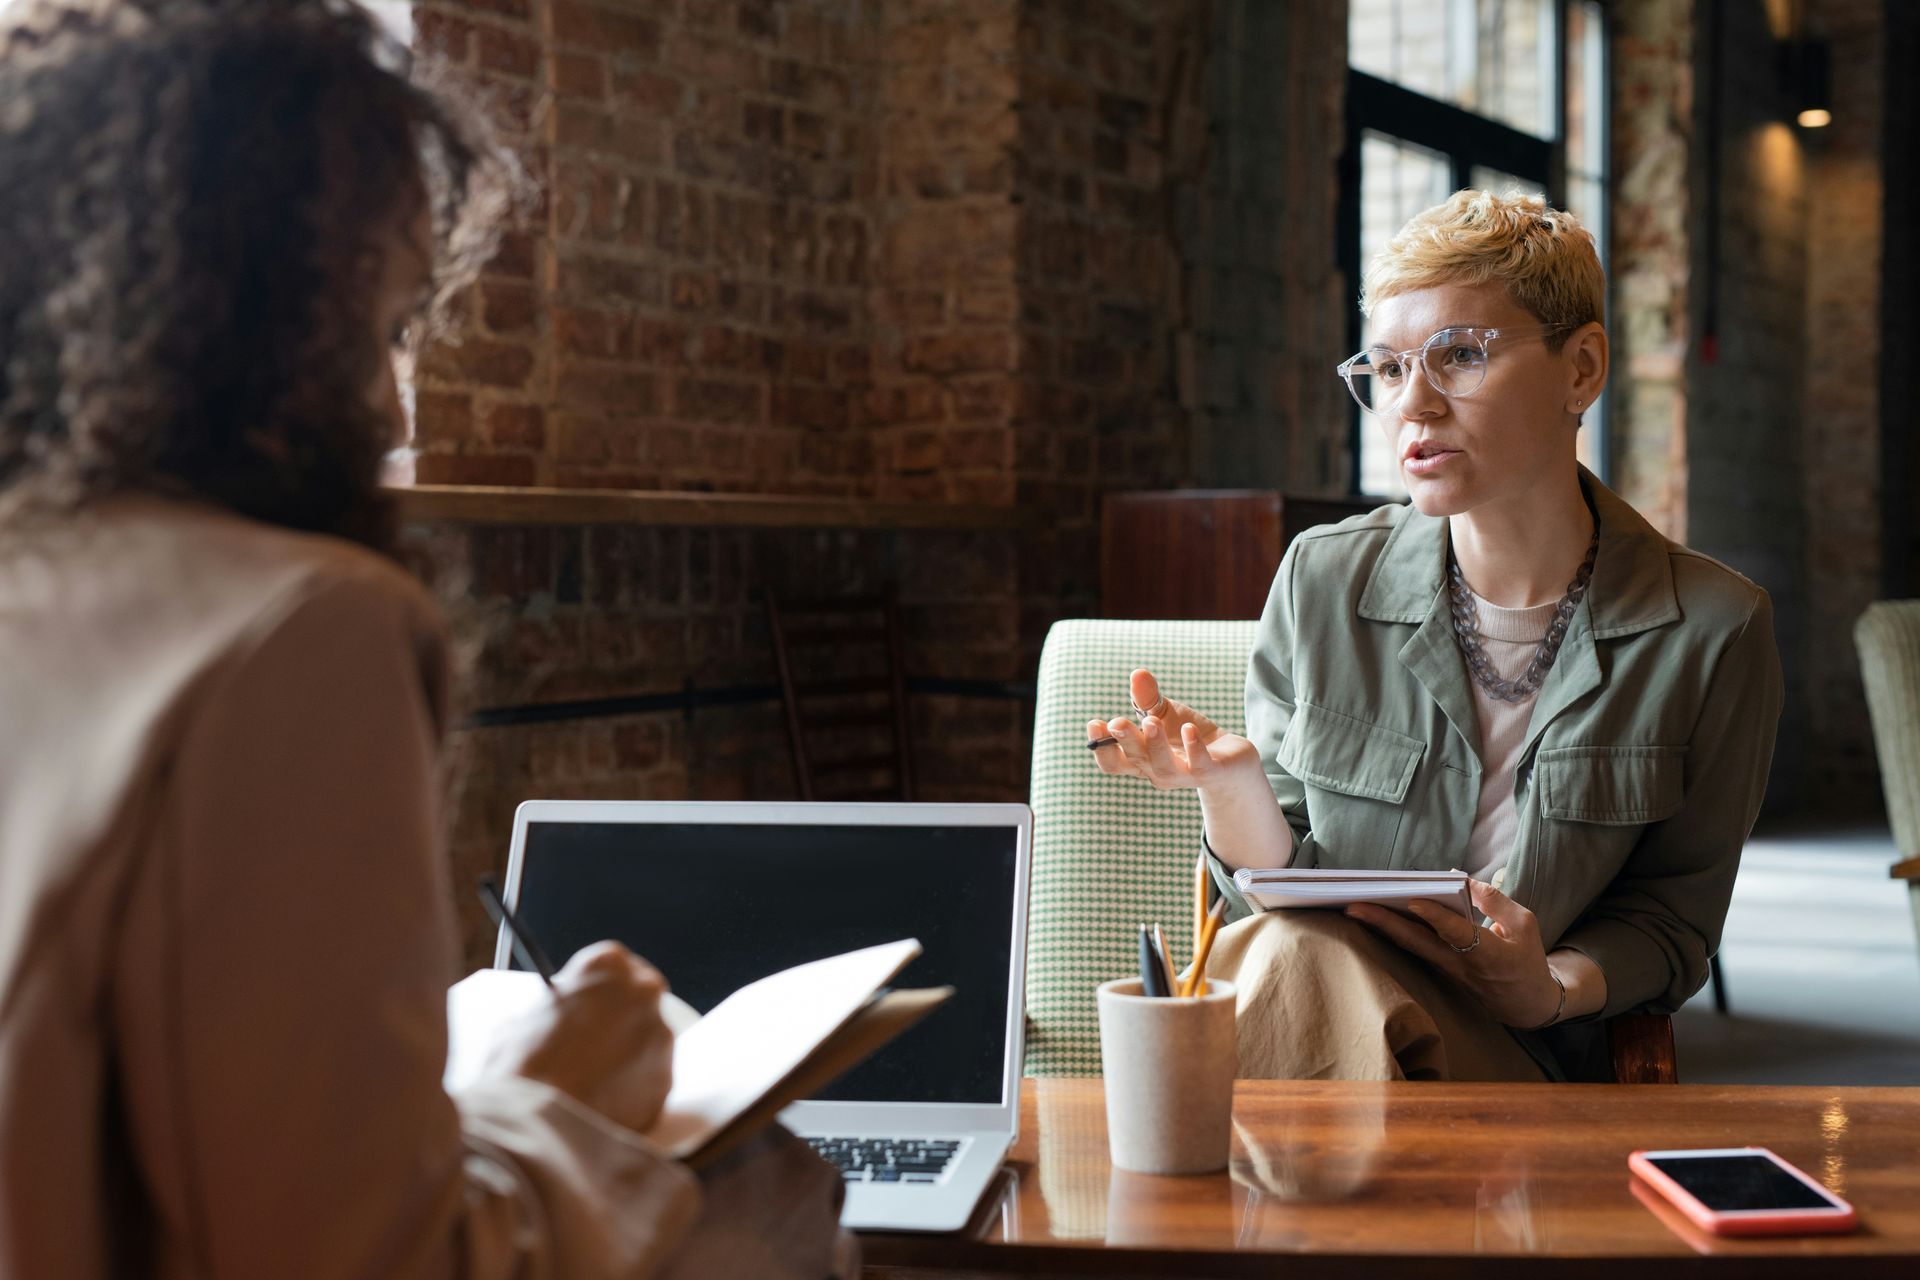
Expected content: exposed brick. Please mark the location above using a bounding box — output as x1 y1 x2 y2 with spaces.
554 304 630 359
488 231 537 280
480 281 538 335
772 384 849 430
551 50 606 101
695 324 777 373
904 332 1017 375
611 65 687 114
486 403 547 449
558 251 663 306
440 0 532 18
673 376 765 425
550 0 661 54
477 23 540 78
412 389 474 447
418 337 535 390
556 362 660 412
413 452 537 486
556 103 664 165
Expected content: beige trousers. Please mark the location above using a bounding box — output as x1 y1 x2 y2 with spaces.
1203 910 1548 1082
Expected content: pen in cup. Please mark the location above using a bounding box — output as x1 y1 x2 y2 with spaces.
478 876 557 990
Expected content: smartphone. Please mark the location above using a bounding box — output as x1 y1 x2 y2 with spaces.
1628 1147 1857 1237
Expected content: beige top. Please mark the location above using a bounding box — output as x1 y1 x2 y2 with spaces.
0 496 727 1278
1460 593 1563 888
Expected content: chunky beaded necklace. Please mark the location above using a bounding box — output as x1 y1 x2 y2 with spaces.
1446 526 1599 704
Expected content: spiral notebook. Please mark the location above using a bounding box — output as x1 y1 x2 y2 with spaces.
1232 867 1472 917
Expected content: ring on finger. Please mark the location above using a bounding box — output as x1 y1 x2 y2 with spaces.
1448 923 1482 954
1131 694 1170 719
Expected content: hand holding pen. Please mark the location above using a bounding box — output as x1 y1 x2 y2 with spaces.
472 878 676 1132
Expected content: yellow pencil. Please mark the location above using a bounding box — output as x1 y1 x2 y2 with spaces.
1181 897 1228 997
1193 856 1208 963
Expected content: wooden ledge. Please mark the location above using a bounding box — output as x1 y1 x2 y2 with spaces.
391 485 1029 531
1893 855 1920 882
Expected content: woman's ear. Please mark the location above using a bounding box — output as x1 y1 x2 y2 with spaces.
1566 321 1609 418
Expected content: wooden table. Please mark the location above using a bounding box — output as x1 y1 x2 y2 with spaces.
861 1079 1920 1278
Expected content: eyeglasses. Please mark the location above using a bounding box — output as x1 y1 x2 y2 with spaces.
1335 324 1574 415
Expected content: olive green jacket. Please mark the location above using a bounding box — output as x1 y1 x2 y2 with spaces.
1208 468 1783 1031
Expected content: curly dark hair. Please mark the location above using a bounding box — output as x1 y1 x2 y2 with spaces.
0 0 508 550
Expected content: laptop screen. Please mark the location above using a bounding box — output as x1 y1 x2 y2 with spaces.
511 818 1021 1105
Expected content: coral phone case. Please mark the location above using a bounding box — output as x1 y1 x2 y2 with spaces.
1629 1147 1857 1237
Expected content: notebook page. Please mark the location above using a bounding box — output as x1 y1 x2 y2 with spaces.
646 938 922 1155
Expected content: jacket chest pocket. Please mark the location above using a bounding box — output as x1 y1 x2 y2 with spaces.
1277 701 1424 868
1538 745 1685 824
1531 745 1686 890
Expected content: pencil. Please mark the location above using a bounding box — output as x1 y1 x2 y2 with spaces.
1181 897 1228 997
1192 856 1208 977
478 876 557 989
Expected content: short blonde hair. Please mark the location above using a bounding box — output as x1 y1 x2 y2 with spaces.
1361 190 1604 350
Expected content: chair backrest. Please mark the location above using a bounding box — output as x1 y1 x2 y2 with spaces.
1856 600 1920 860
1023 616 1681 1085
765 588 916 802
1025 618 1259 1075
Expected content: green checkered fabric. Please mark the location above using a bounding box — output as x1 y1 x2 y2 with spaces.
1023 619 1259 1076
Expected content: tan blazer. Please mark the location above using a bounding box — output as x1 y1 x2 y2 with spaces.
0 496 717 1278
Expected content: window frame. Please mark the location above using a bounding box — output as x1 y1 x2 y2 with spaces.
1337 0 1612 495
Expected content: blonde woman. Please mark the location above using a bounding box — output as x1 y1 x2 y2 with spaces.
1088 191 1782 1082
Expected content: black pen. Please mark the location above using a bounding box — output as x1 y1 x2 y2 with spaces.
478 876 557 990
1138 923 1169 997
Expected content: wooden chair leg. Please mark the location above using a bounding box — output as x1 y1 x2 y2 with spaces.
1607 1013 1679 1084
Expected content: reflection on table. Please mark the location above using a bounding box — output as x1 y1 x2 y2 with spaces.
862 1078 1920 1278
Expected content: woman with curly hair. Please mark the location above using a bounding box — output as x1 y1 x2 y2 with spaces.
0 3 848 1276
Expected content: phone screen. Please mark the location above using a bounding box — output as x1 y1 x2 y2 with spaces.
1645 1155 1835 1212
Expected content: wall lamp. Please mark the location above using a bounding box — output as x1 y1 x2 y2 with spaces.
1781 37 1832 129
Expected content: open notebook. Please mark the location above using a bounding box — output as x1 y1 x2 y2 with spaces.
446 938 951 1169
1232 867 1472 917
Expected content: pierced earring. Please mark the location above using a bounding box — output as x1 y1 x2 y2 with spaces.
1572 399 1584 409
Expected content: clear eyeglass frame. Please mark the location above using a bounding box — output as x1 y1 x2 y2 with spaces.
1335 324 1575 415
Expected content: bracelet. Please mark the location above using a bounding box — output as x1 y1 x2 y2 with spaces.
1527 968 1569 1030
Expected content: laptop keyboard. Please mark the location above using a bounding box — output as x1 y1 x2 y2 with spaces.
805 1135 965 1184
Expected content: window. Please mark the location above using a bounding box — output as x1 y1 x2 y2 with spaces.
1341 0 1610 497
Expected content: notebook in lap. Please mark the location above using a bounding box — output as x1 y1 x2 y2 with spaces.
495 799 1032 1233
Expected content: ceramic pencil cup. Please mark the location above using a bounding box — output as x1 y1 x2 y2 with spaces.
1095 977 1237 1175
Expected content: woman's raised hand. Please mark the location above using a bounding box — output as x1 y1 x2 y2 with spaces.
1086 668 1259 792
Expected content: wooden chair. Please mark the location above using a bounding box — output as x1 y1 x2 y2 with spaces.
764 587 916 802
1023 618 1678 1084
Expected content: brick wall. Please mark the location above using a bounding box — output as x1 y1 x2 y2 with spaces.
1607 0 1691 543
411 0 880 493
1800 0 1885 809
399 0 1267 963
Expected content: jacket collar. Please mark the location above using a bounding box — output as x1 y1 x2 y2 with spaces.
1356 466 1680 639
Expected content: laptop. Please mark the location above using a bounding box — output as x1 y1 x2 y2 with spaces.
494 799 1032 1233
